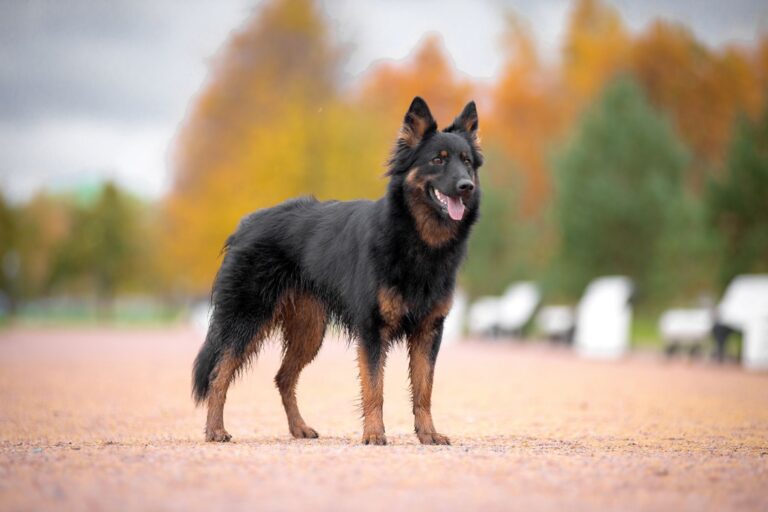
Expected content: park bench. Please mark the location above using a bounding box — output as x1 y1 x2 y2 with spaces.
536 305 575 343
574 276 634 359
659 274 768 368
495 282 541 337
467 282 541 338
467 296 501 338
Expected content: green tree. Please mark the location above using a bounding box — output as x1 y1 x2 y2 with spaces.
49 183 141 311
708 108 768 287
463 184 520 297
0 193 20 312
552 76 689 299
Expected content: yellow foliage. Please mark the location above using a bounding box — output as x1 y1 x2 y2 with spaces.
562 0 631 103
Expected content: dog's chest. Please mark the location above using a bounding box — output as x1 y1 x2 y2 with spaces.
377 282 452 338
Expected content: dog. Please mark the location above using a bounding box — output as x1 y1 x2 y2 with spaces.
192 96 482 445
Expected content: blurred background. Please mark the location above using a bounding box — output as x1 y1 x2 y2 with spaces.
1 0 767 352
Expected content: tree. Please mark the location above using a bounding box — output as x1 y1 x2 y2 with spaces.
631 20 762 185
487 11 568 216
552 77 689 299
357 34 475 128
562 0 630 104
49 183 141 310
707 108 768 287
0 193 19 312
164 0 387 294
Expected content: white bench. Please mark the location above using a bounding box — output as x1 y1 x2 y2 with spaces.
719 275 768 368
496 282 541 336
659 274 768 367
467 296 501 338
536 305 575 343
574 276 634 359
659 308 713 354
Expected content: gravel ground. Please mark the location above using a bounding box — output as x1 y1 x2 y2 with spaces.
0 326 767 511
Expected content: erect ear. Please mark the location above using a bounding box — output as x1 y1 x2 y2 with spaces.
445 100 479 136
399 96 437 148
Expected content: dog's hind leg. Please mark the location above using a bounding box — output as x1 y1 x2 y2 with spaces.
199 311 276 442
275 293 326 439
205 348 241 442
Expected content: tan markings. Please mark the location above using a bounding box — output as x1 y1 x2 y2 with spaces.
204 289 318 442
377 287 407 340
405 167 425 188
439 150 448 158
275 292 326 439
204 296 284 442
406 190 459 247
398 113 432 148
408 296 453 445
357 343 387 445
404 166 460 247
205 349 241 442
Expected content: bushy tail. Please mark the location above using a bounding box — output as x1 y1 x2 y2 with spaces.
192 330 220 405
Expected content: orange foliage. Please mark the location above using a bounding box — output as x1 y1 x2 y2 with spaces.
562 0 631 104
357 34 476 133
631 20 763 178
486 12 568 214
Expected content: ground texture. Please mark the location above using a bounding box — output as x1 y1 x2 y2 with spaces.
0 327 767 511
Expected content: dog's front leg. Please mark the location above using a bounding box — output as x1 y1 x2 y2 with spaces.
357 338 388 445
408 318 450 445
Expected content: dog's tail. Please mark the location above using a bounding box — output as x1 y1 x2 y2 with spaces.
192 326 220 405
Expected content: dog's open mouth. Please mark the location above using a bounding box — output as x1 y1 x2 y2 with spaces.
429 186 465 221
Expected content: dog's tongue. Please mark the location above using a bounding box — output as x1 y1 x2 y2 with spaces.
447 196 465 221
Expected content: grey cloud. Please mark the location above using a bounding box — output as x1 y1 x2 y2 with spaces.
0 1 252 124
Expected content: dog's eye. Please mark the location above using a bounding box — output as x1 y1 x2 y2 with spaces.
431 157 444 165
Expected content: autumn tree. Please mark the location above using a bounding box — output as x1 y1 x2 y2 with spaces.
631 20 763 184
562 0 630 105
487 11 567 215
357 34 475 131
165 0 385 293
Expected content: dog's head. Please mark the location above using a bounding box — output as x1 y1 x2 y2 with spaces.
388 97 482 246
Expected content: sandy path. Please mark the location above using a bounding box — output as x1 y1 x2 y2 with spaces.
0 327 766 511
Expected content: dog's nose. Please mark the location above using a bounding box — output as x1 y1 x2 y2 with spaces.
456 179 475 194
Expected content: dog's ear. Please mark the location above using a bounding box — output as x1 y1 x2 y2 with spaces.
399 96 437 148
445 101 479 137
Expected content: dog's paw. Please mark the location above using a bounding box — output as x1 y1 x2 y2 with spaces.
417 432 451 445
290 424 319 439
361 432 387 445
206 429 232 442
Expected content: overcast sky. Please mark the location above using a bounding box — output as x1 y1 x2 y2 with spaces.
1 0 766 202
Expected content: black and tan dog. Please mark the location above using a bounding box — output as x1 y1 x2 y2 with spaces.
192 97 482 445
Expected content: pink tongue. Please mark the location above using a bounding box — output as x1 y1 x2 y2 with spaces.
446 196 465 221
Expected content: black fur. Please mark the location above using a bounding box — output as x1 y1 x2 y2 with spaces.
192 97 482 442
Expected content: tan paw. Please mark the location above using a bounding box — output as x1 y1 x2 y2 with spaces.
417 432 451 445
361 432 387 445
206 429 232 442
290 424 319 439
